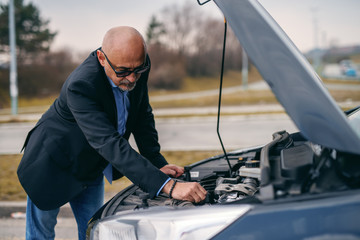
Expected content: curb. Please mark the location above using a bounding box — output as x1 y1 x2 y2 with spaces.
0 193 116 219
0 201 73 219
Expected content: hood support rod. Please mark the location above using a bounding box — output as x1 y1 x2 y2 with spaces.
217 17 233 177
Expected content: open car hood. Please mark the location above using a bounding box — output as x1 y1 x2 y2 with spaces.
214 0 360 155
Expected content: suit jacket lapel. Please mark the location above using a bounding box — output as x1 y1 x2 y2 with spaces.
126 90 135 134
101 73 118 129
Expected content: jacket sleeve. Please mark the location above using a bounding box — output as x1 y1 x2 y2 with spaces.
66 70 169 198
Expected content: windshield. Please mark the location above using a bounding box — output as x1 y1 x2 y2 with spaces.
349 108 360 137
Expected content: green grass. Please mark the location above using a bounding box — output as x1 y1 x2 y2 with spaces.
0 151 222 201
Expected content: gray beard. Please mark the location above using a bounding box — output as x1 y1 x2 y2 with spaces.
118 80 136 91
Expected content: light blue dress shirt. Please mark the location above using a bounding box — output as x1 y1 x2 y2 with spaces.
103 77 129 184
103 75 170 195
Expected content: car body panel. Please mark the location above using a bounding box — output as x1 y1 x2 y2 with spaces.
214 0 360 155
212 190 360 240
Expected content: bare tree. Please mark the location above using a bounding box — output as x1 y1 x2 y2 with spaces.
159 1 202 56
147 40 186 90
187 17 224 76
144 1 246 89
145 1 201 89
186 16 243 76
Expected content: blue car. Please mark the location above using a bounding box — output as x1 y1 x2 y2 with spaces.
340 60 357 77
87 0 360 239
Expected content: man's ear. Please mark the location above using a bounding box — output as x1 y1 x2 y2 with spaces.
97 50 106 67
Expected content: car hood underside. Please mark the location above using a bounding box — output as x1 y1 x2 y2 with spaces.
213 0 360 155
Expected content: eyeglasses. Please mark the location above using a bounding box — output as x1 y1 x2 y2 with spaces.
100 49 150 78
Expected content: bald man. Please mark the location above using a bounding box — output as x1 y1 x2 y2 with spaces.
18 26 206 240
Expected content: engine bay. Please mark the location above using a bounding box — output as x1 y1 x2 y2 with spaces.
185 130 359 204
99 130 360 218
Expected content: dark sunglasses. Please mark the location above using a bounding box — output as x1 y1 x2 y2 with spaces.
100 49 150 78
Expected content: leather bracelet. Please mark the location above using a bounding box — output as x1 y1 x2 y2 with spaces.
169 179 177 199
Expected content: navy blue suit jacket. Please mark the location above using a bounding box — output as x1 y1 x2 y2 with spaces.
17 50 169 210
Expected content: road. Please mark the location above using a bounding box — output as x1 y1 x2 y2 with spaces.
0 217 77 240
155 114 297 151
0 122 31 154
0 113 298 154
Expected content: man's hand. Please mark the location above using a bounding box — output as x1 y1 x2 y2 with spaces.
162 179 207 203
160 164 184 178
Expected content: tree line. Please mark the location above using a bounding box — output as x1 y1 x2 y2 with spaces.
0 1 247 107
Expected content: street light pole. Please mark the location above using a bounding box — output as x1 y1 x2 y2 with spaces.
9 0 18 115
242 47 248 90
311 7 321 73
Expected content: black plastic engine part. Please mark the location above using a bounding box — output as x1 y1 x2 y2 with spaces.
280 144 314 181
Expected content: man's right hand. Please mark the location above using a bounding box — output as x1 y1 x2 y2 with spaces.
162 179 207 203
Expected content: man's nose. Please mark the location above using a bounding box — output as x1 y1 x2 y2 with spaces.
126 72 137 82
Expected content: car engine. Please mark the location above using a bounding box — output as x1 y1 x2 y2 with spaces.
98 129 360 218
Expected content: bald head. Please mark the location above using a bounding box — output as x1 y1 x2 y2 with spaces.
97 26 148 91
101 26 146 63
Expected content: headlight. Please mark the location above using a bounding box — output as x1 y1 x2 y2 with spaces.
90 205 252 240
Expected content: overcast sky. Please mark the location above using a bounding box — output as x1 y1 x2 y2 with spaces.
2 0 360 53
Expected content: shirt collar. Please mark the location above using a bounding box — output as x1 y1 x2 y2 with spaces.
106 72 128 94
107 75 117 88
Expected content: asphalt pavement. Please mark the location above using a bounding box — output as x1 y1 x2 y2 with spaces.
1 217 78 240
0 193 117 240
0 204 77 240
